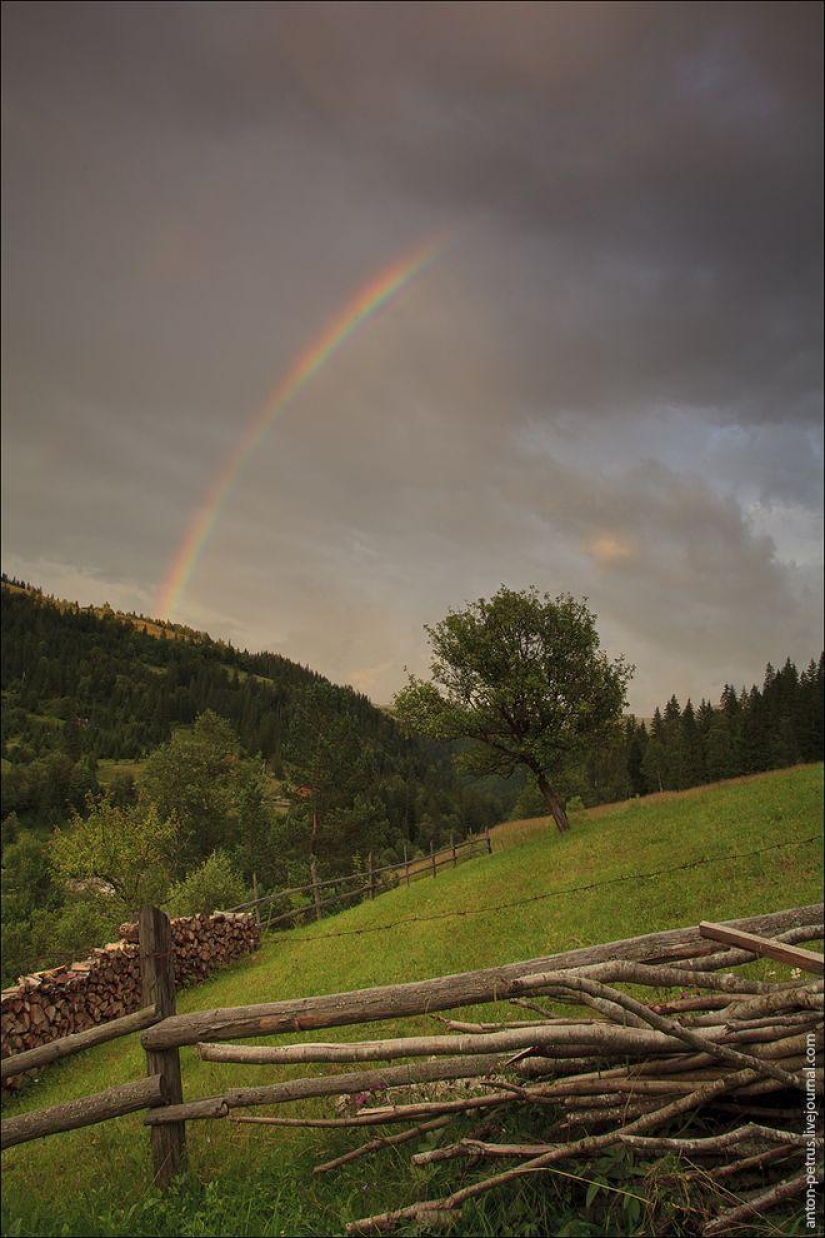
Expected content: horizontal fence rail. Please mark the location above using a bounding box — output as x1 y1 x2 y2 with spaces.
1 1074 165 1150
141 905 822 1050
227 832 493 932
1 1003 160 1081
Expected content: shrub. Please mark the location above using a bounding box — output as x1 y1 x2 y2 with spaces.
166 850 247 917
30 892 126 967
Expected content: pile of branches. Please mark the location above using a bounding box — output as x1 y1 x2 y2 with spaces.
209 923 822 1235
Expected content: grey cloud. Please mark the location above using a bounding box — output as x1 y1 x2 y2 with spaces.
191 438 823 709
1 1 821 712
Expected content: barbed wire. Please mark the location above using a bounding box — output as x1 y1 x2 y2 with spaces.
271 832 823 944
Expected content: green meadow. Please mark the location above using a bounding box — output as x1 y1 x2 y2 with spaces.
2 764 822 1237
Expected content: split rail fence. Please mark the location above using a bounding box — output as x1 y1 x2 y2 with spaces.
1 902 822 1233
3 906 817 1213
229 830 493 933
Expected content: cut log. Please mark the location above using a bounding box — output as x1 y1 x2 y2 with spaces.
146 1053 511 1123
1 1074 164 1150
142 905 822 1050
1 1004 159 1079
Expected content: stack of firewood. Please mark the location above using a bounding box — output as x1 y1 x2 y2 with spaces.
1 911 259 1089
118 911 261 987
1 948 143 1071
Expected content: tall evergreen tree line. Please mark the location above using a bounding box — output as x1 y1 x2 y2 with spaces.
578 655 823 806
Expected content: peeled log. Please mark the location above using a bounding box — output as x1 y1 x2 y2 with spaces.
146 1054 510 1123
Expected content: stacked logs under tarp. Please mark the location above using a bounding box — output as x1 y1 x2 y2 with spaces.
1 912 259 1090
167 906 822 1237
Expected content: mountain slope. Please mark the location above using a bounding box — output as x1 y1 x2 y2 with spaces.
1 580 503 842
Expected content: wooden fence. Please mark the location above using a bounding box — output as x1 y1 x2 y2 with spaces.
1 901 822 1207
2 906 185 1184
229 831 493 932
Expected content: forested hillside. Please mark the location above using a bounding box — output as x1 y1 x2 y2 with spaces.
0 580 501 983
1 576 821 985
2 577 391 767
0 580 498 832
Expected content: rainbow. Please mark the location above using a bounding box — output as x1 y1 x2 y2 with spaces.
156 234 445 619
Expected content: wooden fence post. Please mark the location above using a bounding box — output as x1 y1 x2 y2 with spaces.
310 857 322 921
139 905 185 1187
485 826 492 855
430 841 437 878
451 833 456 867
251 872 260 927
403 843 411 888
368 851 375 900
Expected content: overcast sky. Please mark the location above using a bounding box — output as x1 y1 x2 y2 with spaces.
2 1 822 712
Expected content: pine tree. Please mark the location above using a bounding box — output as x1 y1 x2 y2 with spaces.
768 659 801 767
696 699 715 783
662 695 686 789
740 684 769 773
680 700 702 787
797 656 824 761
626 718 648 797
718 685 743 776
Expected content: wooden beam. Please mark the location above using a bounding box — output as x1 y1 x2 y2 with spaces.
193 1017 752 1068
1 1074 164 1150
146 1054 512 1124
141 904 822 1051
1 1005 160 1080
699 923 824 976
140 906 186 1186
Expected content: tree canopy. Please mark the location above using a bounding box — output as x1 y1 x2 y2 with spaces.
50 797 178 914
393 587 633 833
137 710 243 873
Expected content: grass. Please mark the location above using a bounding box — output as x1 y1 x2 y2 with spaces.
96 759 146 786
2 764 822 1236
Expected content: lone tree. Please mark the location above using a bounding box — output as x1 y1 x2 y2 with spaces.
393 587 633 834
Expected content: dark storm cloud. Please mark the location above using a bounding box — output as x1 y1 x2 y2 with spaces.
4 1 820 430
1 1 821 708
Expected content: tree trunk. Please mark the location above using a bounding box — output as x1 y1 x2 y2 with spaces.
309 804 322 920
537 773 570 833
310 855 322 921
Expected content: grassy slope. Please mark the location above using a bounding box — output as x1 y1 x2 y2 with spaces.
2 765 822 1237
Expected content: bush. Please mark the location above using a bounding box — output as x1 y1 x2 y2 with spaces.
50 798 177 916
1 810 20 853
508 781 547 820
29 893 126 968
165 850 247 917
108 771 137 808
1 919 37 985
